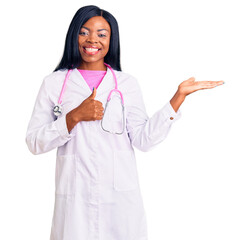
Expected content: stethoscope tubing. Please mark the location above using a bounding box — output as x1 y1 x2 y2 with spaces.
58 69 73 105
53 63 125 134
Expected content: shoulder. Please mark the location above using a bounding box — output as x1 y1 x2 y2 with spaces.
43 69 68 84
113 69 135 80
40 69 69 92
36 69 69 101
113 70 140 89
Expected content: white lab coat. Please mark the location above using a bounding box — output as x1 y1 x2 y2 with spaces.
26 68 181 240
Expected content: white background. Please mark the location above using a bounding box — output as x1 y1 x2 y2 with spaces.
0 0 249 239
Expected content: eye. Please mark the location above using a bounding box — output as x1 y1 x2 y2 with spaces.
98 33 107 38
79 31 88 36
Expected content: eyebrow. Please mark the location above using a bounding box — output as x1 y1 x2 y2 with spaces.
81 26 109 32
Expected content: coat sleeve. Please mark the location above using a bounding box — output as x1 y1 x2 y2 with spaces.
126 77 181 152
25 77 74 155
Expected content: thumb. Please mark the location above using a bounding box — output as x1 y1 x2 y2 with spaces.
186 77 195 82
88 87 96 99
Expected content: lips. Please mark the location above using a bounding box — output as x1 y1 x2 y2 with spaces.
83 46 101 55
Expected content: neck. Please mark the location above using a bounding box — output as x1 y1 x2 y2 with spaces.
78 61 107 71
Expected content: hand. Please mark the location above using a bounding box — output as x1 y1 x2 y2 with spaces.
66 88 104 132
170 77 224 113
74 87 104 121
178 77 224 97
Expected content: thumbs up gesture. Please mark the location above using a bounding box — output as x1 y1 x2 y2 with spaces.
66 88 104 132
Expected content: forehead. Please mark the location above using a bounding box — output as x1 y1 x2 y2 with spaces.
82 16 110 31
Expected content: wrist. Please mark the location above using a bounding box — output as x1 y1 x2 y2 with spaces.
66 109 79 132
176 87 187 99
173 89 186 104
170 90 186 113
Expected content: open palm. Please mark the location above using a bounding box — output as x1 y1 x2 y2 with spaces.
178 77 224 96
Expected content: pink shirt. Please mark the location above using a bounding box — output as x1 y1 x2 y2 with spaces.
78 69 107 90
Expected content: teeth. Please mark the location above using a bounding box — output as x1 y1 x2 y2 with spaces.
85 48 99 52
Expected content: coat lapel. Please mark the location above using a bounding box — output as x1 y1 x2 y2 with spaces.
96 67 115 98
69 67 115 101
70 69 92 95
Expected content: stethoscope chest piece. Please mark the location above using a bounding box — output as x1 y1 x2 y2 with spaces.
53 104 63 117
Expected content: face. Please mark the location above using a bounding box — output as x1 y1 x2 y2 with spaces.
78 16 111 68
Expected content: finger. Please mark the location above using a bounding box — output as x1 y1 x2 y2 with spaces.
185 77 195 83
196 81 224 90
95 115 103 120
204 81 224 87
93 112 104 120
94 104 104 113
198 80 224 85
94 100 104 107
88 87 96 99
98 106 104 112
203 81 224 85
216 81 225 85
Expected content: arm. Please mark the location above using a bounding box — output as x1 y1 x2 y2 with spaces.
170 77 224 112
26 79 73 155
126 78 181 152
127 77 224 152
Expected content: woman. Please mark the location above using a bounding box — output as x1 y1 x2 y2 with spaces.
26 5 224 240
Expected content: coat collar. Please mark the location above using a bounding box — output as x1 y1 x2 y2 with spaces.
69 67 115 98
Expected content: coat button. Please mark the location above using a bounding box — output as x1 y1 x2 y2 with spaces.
170 117 174 120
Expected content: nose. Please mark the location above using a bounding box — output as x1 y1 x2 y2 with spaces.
87 33 98 44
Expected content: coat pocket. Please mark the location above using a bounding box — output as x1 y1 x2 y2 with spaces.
55 155 76 196
113 150 139 191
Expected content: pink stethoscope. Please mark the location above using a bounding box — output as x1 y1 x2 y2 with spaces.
53 63 125 135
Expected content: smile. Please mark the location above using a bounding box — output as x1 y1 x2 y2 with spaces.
83 47 101 55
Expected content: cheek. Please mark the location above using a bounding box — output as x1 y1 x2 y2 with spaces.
78 40 82 50
78 37 86 47
103 39 110 51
